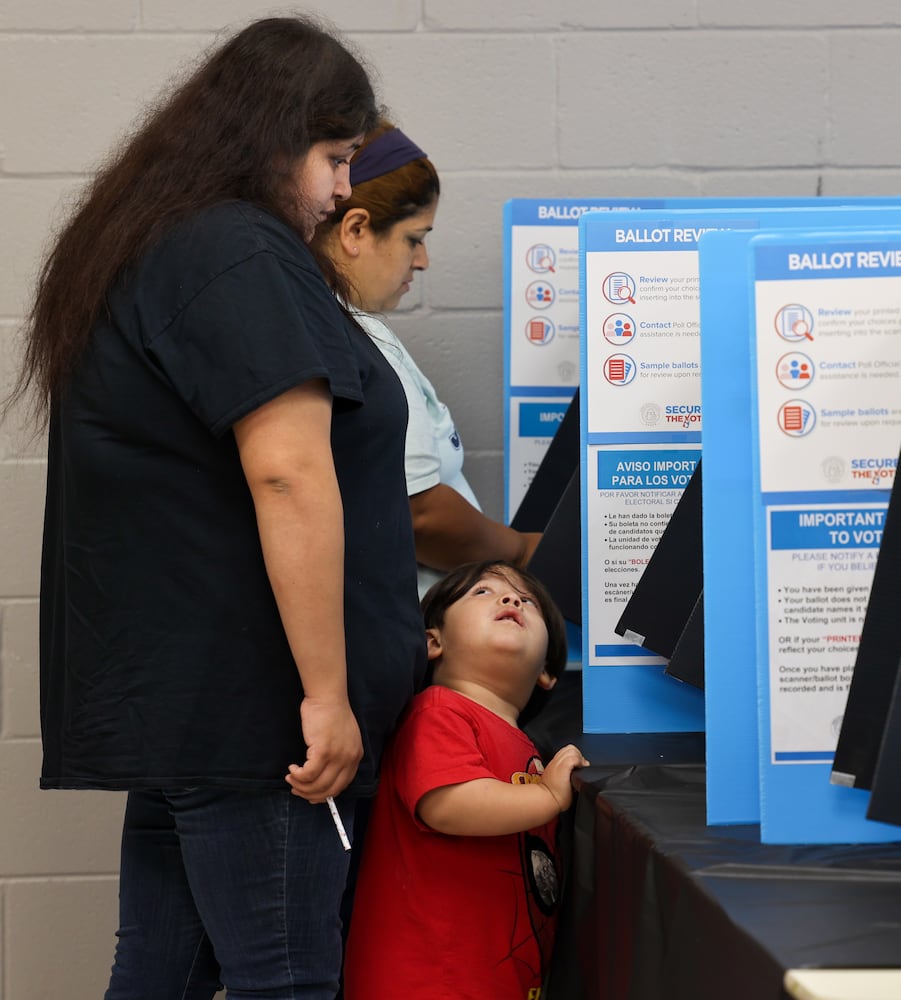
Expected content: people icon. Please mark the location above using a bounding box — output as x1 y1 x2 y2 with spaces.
526 280 555 309
603 313 635 345
776 352 814 390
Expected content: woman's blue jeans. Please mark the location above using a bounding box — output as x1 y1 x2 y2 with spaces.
104 786 355 1000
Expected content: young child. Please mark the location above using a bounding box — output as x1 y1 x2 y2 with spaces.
343 560 589 999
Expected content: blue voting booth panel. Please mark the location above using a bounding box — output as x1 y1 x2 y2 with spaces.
507 197 901 752
746 230 901 844
698 205 901 827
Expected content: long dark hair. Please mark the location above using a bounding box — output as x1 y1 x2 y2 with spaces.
12 15 379 421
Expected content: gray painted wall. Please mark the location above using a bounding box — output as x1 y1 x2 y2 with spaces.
3 2 901 995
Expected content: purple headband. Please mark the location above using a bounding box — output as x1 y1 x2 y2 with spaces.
350 128 428 186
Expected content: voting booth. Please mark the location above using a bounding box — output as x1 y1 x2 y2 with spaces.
505 196 901 847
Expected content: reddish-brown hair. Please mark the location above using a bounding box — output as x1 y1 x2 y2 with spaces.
311 119 440 250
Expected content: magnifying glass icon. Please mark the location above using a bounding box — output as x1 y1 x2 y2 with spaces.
538 255 556 273
606 272 637 305
792 318 814 341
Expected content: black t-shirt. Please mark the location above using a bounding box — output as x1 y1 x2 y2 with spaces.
39 202 427 793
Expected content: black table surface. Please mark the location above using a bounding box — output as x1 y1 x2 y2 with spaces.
528 674 901 1000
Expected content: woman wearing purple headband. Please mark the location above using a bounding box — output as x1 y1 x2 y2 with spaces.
312 121 542 599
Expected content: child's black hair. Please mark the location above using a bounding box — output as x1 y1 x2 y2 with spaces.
421 560 568 686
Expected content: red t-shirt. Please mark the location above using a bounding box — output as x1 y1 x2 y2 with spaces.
343 686 560 1000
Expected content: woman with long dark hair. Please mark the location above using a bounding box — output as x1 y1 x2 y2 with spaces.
13 17 426 999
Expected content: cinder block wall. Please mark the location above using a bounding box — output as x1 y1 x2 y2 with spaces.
2 2 901 996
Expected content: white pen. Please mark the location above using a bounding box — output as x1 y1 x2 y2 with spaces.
326 795 352 852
